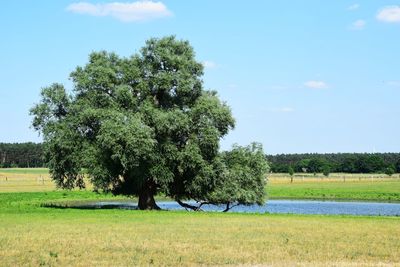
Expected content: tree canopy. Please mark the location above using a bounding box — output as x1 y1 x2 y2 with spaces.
31 36 268 210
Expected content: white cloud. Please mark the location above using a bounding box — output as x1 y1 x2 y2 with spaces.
202 61 217 69
304 81 328 89
376 6 400 23
387 81 400 87
66 1 172 22
279 107 295 113
348 4 360 11
350 19 366 30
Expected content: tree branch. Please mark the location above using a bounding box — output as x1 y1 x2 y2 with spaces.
175 199 212 211
176 199 200 211
222 202 239 212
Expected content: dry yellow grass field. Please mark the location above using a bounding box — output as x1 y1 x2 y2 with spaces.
0 172 53 192
0 208 399 266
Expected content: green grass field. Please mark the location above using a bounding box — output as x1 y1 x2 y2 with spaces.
267 178 400 202
1 169 399 265
0 191 399 266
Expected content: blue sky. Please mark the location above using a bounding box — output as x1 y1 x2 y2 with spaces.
0 1 399 154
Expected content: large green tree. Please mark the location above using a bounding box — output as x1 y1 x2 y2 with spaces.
31 36 268 210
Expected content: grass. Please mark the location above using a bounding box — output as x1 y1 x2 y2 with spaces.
0 167 49 174
0 191 399 266
0 168 53 192
2 169 400 202
268 174 400 202
0 169 399 265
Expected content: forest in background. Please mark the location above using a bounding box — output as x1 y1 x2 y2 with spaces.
0 143 43 168
266 153 400 174
1 142 399 173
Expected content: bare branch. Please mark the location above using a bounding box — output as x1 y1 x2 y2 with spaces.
176 199 200 211
222 202 239 212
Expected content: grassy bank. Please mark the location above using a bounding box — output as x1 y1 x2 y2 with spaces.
268 175 400 202
0 191 399 266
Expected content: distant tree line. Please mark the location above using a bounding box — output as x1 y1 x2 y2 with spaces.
1 143 399 174
0 143 44 168
266 153 400 174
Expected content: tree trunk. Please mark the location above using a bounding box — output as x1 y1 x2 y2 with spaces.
138 180 160 210
222 203 230 212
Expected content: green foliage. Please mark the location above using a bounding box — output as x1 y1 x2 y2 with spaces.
396 159 400 173
30 36 265 210
322 165 330 177
385 166 395 177
0 142 44 168
298 159 311 173
288 166 294 177
267 153 400 174
206 143 269 208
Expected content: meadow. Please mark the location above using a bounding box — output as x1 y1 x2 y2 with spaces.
1 169 400 265
0 168 52 192
1 168 399 201
267 174 400 202
0 191 399 266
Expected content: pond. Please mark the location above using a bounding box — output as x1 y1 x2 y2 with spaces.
68 200 400 216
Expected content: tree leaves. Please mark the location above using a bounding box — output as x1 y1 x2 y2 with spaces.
31 36 266 210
